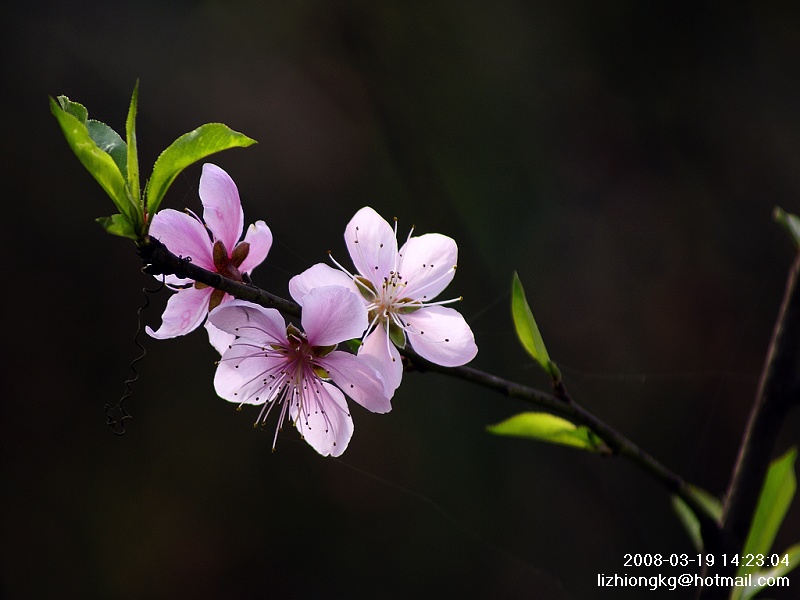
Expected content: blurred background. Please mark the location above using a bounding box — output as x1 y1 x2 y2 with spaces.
4 1 800 598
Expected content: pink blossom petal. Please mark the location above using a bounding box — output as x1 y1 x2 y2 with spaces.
205 321 236 355
404 305 478 367
208 299 288 345
148 209 215 270
204 294 235 354
300 286 367 347
238 221 273 274
321 350 392 413
399 233 458 301
358 327 403 396
146 286 213 340
345 207 398 287
289 263 358 306
291 381 353 457
163 274 192 287
214 343 286 405
199 163 244 254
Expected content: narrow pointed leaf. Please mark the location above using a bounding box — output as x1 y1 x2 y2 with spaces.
671 487 722 552
737 447 796 580
96 214 137 240
671 496 704 552
738 543 800 600
487 412 609 453
146 123 257 217
511 272 560 381
691 485 724 522
50 97 133 221
126 81 140 211
774 206 800 248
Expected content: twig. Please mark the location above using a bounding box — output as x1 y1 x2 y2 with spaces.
137 236 301 319
136 234 720 531
723 252 800 540
697 252 800 599
403 350 719 538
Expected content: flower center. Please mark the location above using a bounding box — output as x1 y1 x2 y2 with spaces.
350 272 420 349
196 239 252 311
213 239 249 282
328 215 460 353
226 328 334 451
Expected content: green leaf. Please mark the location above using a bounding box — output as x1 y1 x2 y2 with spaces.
689 485 724 523
50 97 134 221
774 206 800 248
737 447 797 580
672 496 704 552
738 543 800 600
511 272 560 382
671 487 723 552
146 123 257 218
126 81 140 212
96 214 137 240
86 120 127 179
57 95 88 123
487 412 609 453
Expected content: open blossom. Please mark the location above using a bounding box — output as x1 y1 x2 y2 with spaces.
146 163 272 352
289 206 477 394
209 287 391 457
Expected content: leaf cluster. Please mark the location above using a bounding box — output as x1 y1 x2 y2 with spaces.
50 82 256 241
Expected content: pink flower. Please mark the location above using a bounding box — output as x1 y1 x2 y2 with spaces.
146 163 272 352
209 287 391 457
289 206 477 394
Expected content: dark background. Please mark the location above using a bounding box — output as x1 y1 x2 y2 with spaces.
4 2 800 599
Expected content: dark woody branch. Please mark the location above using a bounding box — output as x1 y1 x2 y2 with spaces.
137 234 720 534
723 252 800 544
138 235 302 319
697 252 800 599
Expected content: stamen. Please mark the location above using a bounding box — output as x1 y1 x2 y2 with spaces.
354 277 377 298
385 322 395 360
389 311 407 332
391 218 401 274
273 393 292 450
328 252 356 279
185 208 203 224
421 296 463 307
363 311 383 340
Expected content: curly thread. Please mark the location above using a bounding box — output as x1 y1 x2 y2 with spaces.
105 277 164 435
